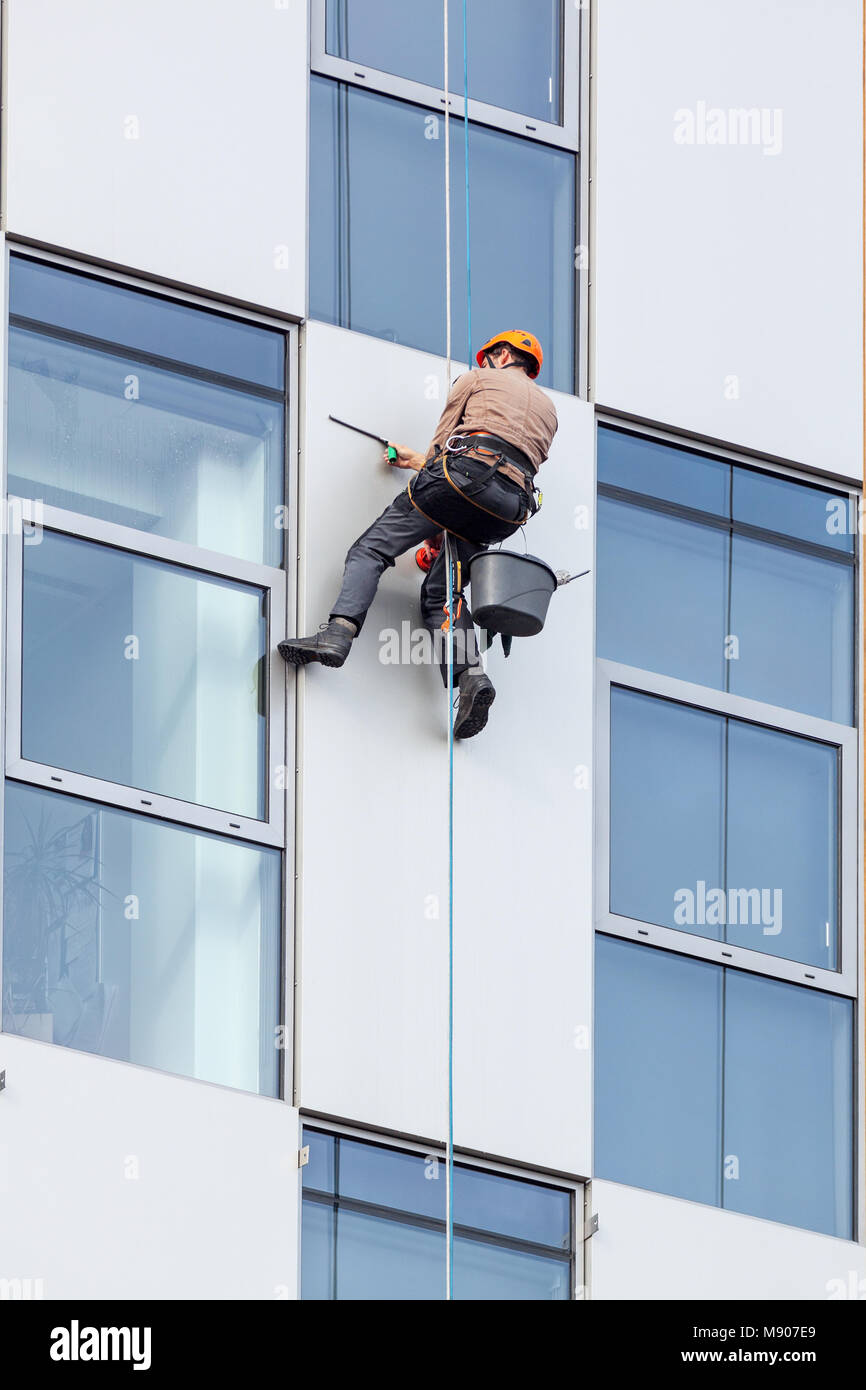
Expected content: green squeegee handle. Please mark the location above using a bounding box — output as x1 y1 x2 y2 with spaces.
328 415 400 464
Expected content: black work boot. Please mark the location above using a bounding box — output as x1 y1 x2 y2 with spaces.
278 618 356 668
453 666 496 740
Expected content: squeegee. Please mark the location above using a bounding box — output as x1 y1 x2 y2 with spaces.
329 415 398 463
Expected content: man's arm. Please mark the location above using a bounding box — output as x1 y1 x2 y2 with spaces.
427 371 477 457
386 370 477 471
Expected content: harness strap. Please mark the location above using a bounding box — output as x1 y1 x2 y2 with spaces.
407 449 532 538
442 453 531 526
407 466 476 543
445 431 537 495
441 559 464 629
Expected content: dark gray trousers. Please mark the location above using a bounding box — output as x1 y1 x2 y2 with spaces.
330 453 527 683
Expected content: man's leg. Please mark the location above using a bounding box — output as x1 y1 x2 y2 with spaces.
420 537 485 686
279 489 434 667
421 537 496 740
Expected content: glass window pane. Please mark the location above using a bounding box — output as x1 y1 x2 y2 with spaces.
454 1165 571 1250
310 78 575 392
10 255 284 390
339 1139 444 1220
2 782 281 1095
303 1130 336 1193
22 532 267 819
597 497 728 688
326 0 563 124
452 123 574 393
729 536 853 724
336 1209 444 1300
309 78 344 331
610 689 725 937
310 81 444 346
327 0 444 90
598 427 730 515
726 723 838 969
732 466 855 554
8 326 284 566
594 936 723 1205
723 973 853 1237
454 1237 570 1300
301 1200 335 1300
299 1132 574 1299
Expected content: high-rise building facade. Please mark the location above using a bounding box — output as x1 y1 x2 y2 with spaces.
0 0 862 1301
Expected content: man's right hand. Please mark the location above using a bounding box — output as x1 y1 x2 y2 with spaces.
386 443 426 471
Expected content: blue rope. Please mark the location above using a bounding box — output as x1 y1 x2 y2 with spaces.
444 0 471 1305
445 534 455 1302
462 0 472 366
447 0 475 1306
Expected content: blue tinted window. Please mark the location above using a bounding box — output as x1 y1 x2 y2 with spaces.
3 782 281 1095
595 936 723 1205
339 1139 443 1219
597 427 730 515
610 688 839 971
453 1238 571 1300
726 722 838 969
729 536 853 723
610 689 725 938
326 0 563 124
596 428 855 725
335 1210 443 1300
10 255 284 389
733 467 855 553
597 497 729 688
303 1130 335 1194
301 1201 335 1299
310 78 575 392
23 532 267 819
9 325 285 565
595 937 853 1238
723 973 853 1237
301 1129 572 1300
454 1166 570 1248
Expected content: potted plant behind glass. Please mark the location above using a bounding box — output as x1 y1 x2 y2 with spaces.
3 804 107 1045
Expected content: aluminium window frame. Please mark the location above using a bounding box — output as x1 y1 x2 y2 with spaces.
310 0 580 152
299 1117 585 1299
0 238 299 1100
594 926 858 1241
597 416 864 507
596 657 858 998
5 500 287 848
593 415 864 1243
308 73 581 395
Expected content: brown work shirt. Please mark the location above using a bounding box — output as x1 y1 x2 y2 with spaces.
426 366 558 474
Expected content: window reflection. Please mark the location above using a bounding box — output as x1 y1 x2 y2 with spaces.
2 782 281 1095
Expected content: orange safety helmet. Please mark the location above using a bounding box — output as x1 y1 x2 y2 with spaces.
476 330 543 379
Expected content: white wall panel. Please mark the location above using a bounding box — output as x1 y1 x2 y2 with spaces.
0 1036 300 1299
594 0 861 480
5 0 307 316
298 323 594 1175
592 1180 866 1300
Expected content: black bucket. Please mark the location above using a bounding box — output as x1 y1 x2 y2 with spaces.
468 550 558 637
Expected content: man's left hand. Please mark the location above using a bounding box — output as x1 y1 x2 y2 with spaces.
387 443 426 471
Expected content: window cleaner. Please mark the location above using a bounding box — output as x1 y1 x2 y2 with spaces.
279 332 558 739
